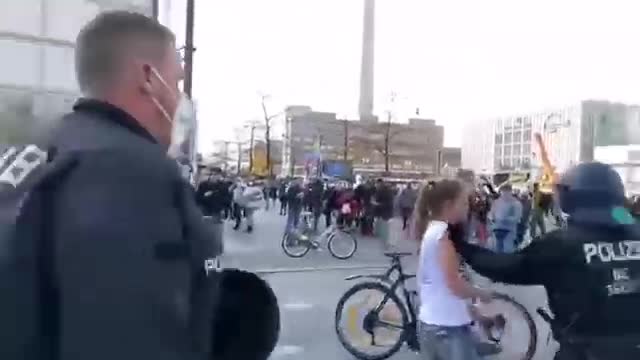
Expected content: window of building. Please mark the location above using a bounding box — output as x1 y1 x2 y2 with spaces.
43 45 77 91
523 143 531 155
513 157 521 168
504 132 512 144
0 39 40 87
504 146 512 156
504 157 512 167
514 131 521 142
494 144 502 157
0 2 39 35
515 117 522 127
524 117 532 127
513 144 521 156
495 133 503 144
523 129 532 142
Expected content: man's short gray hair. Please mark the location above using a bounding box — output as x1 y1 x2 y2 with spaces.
75 11 175 95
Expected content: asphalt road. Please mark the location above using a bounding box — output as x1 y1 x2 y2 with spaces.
220 209 560 359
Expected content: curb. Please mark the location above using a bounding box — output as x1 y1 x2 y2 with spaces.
252 264 388 275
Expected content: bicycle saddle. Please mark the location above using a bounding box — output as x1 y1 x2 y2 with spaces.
384 251 413 258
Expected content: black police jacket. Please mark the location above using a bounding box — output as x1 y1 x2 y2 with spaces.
46 99 220 360
451 222 640 339
196 180 229 216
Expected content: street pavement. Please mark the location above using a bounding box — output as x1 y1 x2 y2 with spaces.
220 208 560 359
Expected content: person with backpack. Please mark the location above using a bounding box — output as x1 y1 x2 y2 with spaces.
0 11 278 360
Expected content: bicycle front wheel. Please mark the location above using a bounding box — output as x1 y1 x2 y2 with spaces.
335 282 408 360
328 230 358 260
281 232 311 258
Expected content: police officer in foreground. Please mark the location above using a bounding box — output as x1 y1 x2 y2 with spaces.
43 11 278 360
451 162 640 360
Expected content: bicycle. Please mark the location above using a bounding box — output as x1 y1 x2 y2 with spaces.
334 252 538 360
281 211 358 260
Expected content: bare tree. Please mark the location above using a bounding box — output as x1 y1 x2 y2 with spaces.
375 111 407 174
244 121 261 173
352 113 408 175
341 118 349 161
259 94 283 177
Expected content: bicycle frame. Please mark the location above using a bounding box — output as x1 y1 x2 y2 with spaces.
345 257 418 327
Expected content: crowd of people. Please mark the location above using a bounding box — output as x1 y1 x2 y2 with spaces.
194 172 416 247
194 167 627 254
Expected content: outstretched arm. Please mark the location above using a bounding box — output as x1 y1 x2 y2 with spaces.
452 237 555 286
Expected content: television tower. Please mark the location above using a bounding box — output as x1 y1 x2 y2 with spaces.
358 0 376 122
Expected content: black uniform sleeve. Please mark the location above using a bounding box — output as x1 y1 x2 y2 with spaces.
452 232 562 286
53 152 197 360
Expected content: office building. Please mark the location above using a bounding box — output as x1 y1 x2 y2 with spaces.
437 147 462 177
281 106 444 179
461 100 640 176
0 0 158 144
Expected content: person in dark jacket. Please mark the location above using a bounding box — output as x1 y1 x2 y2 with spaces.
284 179 304 234
322 183 340 228
452 162 640 360
196 169 227 216
43 12 278 360
307 178 324 231
355 180 375 235
278 181 288 216
372 179 394 245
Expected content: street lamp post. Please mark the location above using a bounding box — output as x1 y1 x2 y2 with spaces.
183 0 195 97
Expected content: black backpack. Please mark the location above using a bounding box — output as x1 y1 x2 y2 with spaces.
0 144 77 360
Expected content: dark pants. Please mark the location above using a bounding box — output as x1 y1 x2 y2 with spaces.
530 208 546 239
324 210 332 228
203 215 224 255
493 228 515 253
401 207 413 230
279 199 287 215
311 206 322 231
361 207 374 235
233 203 243 229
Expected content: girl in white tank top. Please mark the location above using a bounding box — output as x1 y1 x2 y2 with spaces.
412 180 492 360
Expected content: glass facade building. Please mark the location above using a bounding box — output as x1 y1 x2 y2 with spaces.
462 100 638 175
0 0 154 144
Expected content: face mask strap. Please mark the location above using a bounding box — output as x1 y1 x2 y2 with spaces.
149 67 180 125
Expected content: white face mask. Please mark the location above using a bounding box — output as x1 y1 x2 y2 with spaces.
149 68 197 160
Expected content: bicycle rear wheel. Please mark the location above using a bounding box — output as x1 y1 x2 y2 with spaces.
328 229 358 260
281 232 311 258
474 292 538 360
335 282 408 360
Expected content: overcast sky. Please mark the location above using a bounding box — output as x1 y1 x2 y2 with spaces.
164 0 640 154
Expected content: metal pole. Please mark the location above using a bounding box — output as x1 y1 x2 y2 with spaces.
261 95 273 177
223 141 230 172
236 142 242 175
249 125 255 173
343 119 349 161
152 0 159 19
183 0 195 97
